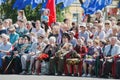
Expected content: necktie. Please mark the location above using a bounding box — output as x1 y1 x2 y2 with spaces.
107 45 113 56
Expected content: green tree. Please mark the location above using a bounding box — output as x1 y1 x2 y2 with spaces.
0 0 17 22
56 4 64 22
56 3 69 22
0 0 69 23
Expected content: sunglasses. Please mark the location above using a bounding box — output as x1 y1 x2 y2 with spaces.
105 23 110 25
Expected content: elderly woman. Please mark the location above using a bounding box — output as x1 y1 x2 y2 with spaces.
35 36 58 75
82 39 100 77
104 20 112 38
31 20 45 37
8 25 19 44
95 10 103 23
54 43 72 76
66 43 81 76
94 23 106 40
74 38 88 58
109 25 118 38
16 19 28 37
50 32 71 75
48 24 60 42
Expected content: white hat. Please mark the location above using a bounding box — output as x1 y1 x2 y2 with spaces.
79 22 86 27
1 34 9 39
8 25 15 31
37 33 45 38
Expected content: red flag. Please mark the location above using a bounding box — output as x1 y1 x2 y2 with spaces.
46 0 56 26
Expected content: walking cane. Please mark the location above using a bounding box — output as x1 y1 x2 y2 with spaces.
4 58 14 73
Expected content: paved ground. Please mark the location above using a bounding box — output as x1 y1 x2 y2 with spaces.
0 75 118 80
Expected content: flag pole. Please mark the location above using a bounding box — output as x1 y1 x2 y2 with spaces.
76 1 79 24
0 4 2 19
103 7 107 21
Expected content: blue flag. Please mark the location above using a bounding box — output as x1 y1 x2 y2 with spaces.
13 0 24 9
81 0 91 10
61 0 74 9
82 0 112 15
0 0 6 5
42 0 48 8
96 0 112 10
13 0 43 10
104 0 112 6
42 0 74 10
55 0 64 4
20 0 32 10
31 0 42 9
82 0 96 14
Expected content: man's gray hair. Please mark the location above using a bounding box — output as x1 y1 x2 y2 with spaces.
109 37 118 42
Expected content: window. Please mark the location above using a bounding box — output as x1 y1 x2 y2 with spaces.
72 13 79 22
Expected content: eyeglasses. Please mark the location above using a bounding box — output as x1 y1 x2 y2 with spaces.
24 38 28 40
37 37 43 39
105 23 110 25
80 26 84 27
19 38 23 40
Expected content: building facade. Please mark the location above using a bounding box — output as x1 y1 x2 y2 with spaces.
64 0 120 24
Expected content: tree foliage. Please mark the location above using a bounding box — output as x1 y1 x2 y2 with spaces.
0 0 17 22
56 3 66 22
0 0 68 23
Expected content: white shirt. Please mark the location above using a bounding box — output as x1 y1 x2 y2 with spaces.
0 42 12 57
104 44 120 56
94 31 106 40
105 29 112 38
31 28 45 36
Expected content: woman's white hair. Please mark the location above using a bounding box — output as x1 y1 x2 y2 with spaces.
78 38 84 45
112 25 118 31
49 36 56 43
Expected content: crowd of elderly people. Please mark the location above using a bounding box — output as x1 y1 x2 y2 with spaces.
0 10 120 79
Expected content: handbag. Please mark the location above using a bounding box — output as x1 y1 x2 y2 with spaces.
66 58 80 65
85 55 95 61
37 53 49 60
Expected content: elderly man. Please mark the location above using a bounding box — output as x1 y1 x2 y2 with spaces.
0 34 12 73
102 37 120 78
